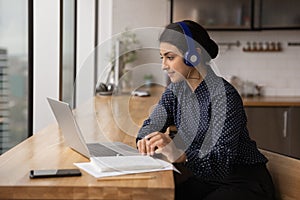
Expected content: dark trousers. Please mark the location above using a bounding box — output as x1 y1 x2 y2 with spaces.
173 163 276 200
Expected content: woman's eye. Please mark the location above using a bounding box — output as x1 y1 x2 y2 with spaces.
159 55 174 60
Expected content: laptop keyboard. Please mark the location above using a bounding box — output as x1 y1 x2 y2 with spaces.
87 143 120 157
87 142 139 157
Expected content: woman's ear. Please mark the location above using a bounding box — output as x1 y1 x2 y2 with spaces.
196 47 207 65
196 47 202 55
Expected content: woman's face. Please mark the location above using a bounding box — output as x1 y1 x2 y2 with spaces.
160 42 191 83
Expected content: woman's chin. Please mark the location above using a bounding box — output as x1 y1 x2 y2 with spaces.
170 76 184 83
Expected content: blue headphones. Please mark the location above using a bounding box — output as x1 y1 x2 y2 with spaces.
177 21 201 67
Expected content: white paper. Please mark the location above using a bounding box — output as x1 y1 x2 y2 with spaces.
90 155 164 172
74 156 177 178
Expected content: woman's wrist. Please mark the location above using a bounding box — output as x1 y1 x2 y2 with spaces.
173 152 187 164
160 141 186 163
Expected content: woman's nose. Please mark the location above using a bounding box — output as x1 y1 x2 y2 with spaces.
161 59 168 71
162 64 166 70
162 64 169 71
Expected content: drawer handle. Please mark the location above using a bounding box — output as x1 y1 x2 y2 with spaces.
283 111 288 138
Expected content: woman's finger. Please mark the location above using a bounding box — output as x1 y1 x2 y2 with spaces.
137 139 147 154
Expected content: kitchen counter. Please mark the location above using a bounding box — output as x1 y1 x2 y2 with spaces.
132 85 300 107
243 96 300 107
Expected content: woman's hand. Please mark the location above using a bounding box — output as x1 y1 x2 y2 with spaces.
137 132 172 156
137 132 186 163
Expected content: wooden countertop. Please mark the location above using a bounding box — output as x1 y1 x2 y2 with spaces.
135 86 300 107
243 96 300 107
0 86 174 200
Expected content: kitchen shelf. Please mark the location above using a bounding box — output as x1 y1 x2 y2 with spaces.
172 0 300 30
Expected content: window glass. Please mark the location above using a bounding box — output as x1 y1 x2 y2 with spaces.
0 0 29 154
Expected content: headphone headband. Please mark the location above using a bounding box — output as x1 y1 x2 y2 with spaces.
177 21 200 67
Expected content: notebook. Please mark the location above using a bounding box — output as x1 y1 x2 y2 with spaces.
46 97 139 159
90 156 164 172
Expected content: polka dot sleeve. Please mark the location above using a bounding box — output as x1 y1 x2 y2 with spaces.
136 87 176 140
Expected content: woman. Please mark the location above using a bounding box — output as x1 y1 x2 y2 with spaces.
136 20 275 200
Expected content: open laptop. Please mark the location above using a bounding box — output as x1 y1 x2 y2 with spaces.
47 97 139 158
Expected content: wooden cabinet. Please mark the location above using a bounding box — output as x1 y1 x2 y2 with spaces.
259 0 300 29
289 107 300 158
245 107 290 155
245 107 300 159
172 0 252 30
172 0 300 30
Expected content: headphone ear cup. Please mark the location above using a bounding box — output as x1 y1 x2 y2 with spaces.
177 21 201 67
184 51 200 67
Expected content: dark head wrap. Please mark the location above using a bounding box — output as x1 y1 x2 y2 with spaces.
159 20 219 61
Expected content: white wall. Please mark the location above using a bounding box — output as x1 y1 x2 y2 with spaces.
96 0 171 87
96 0 113 85
111 0 170 35
210 30 300 96
76 0 95 106
33 0 60 132
33 0 97 133
98 0 112 43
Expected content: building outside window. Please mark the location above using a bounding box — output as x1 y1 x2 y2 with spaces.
0 0 32 154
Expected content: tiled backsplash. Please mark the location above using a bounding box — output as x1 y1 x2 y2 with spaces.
209 30 300 96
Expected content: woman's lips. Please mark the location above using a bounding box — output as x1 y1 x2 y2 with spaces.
167 71 175 77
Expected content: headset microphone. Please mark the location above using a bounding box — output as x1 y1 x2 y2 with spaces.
177 21 201 67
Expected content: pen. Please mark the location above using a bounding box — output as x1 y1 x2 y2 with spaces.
97 175 156 181
145 132 160 141
145 135 151 141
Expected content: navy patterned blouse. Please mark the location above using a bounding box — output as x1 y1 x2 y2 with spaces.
137 67 267 181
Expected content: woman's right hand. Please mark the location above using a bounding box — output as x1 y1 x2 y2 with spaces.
136 137 148 155
137 132 186 163
137 132 171 156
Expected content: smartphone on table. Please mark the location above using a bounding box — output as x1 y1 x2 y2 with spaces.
29 169 82 179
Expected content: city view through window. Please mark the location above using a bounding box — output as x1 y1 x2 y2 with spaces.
0 0 30 154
